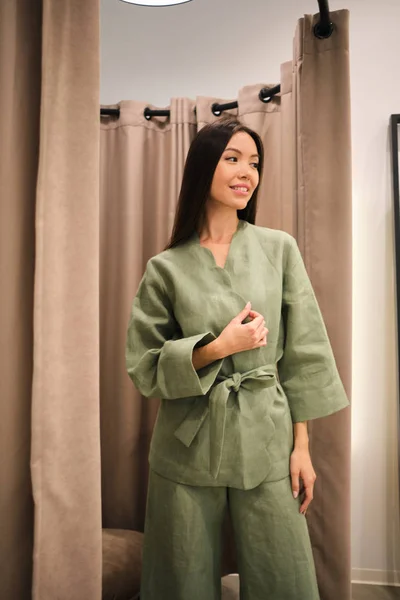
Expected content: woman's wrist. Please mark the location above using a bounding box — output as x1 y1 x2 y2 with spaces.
210 337 227 360
293 421 309 450
192 338 226 371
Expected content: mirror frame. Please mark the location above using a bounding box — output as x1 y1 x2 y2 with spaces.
390 114 400 476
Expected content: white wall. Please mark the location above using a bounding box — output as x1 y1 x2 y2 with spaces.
100 0 400 585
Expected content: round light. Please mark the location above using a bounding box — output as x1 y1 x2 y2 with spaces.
119 0 193 5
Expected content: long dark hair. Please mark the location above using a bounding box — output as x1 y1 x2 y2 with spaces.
164 116 264 250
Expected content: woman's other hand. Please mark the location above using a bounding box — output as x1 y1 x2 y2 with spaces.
290 446 317 515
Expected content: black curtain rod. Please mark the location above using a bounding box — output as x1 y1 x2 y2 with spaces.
100 0 333 121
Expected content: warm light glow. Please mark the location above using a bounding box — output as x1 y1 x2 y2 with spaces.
120 0 193 6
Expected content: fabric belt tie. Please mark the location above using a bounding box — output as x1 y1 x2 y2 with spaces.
174 365 277 479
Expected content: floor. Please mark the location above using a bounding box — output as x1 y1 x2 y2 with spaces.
352 584 400 600
221 576 400 599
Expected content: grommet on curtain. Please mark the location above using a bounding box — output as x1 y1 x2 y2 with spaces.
259 91 273 104
259 84 281 104
314 20 335 39
211 103 222 117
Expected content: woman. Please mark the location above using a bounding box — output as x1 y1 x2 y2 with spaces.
125 117 349 600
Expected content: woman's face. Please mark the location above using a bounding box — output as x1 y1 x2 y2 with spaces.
208 131 260 212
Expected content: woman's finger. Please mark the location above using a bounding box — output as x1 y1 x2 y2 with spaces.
255 319 266 336
257 327 268 343
291 470 300 499
245 315 263 332
249 309 265 321
300 483 314 514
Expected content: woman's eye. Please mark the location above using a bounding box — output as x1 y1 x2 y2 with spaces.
226 157 259 168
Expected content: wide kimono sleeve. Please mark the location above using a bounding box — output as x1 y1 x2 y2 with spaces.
277 236 350 422
125 257 224 399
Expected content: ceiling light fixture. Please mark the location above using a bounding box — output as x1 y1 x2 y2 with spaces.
119 0 193 6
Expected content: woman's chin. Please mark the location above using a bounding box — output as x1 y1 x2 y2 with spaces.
233 198 249 210
210 196 249 211
224 196 249 209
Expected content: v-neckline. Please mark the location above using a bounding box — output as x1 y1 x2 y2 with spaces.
192 219 247 271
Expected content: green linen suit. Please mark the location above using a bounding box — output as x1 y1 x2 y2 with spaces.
126 219 349 599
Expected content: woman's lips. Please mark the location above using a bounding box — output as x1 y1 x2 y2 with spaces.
230 186 250 196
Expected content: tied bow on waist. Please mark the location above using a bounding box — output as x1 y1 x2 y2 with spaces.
174 365 277 479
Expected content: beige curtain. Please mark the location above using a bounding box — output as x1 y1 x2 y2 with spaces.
0 1 101 599
100 9 351 600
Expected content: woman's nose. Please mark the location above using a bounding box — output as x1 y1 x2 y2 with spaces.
238 165 253 179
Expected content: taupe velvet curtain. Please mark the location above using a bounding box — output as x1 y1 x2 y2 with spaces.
100 9 351 600
0 1 101 599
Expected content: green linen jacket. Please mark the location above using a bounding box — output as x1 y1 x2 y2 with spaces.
126 220 349 490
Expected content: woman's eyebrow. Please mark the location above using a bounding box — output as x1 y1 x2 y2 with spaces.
224 147 260 159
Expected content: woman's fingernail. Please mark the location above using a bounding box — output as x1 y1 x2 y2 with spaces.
293 491 298 499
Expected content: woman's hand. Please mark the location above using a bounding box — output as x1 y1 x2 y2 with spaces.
290 446 317 515
215 302 268 358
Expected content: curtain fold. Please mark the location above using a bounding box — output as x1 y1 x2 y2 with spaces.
99 98 198 529
1 1 101 599
294 13 352 600
100 10 351 599
0 1 42 597
30 1 102 599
